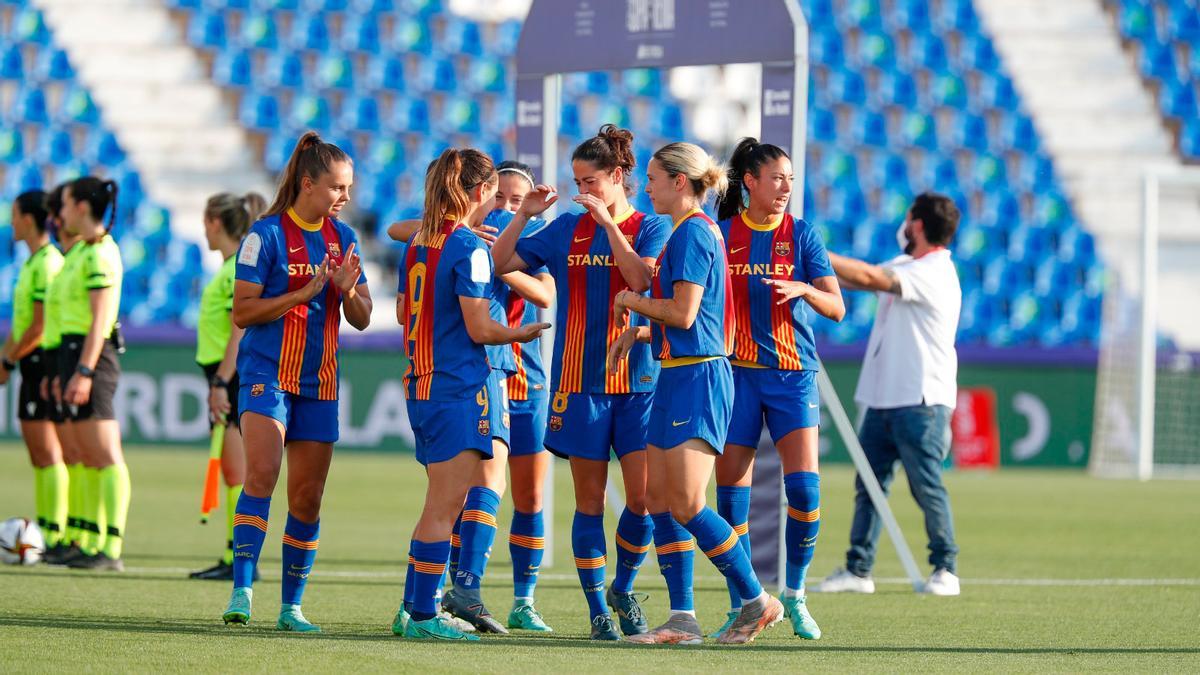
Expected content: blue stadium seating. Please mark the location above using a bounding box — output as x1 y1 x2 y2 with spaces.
1109 0 1200 158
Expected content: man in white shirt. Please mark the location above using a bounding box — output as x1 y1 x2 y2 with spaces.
818 193 962 596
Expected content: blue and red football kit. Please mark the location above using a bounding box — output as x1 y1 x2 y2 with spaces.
235 209 366 443
719 212 835 446
514 207 669 460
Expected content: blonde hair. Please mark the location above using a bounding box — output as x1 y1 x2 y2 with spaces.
418 148 497 245
205 192 267 240
652 142 729 202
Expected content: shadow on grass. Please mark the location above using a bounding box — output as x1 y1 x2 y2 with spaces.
1 614 1198 655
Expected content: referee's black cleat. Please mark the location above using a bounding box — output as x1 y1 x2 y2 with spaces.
189 560 259 582
41 542 75 566
67 551 124 572
442 588 509 634
47 543 85 566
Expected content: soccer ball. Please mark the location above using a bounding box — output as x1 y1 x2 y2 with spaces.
0 517 44 565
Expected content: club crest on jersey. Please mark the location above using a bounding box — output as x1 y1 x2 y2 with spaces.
250 384 265 397
478 419 490 436
502 412 510 429
327 241 341 257
623 234 635 246
549 415 563 432
774 240 792 258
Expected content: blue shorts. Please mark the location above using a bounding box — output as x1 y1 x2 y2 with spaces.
544 391 652 461
407 378 500 466
647 358 733 453
726 367 821 448
490 369 511 449
239 384 338 444
509 394 548 457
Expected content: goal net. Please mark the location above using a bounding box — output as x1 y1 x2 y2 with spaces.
1090 168 1200 479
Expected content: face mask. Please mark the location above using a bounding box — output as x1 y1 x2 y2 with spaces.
896 221 914 255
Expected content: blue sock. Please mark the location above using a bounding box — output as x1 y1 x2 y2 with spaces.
455 487 500 591
403 558 415 612
717 485 751 610
612 509 652 595
448 511 463 581
684 507 763 602
784 471 820 593
410 539 451 621
571 511 608 619
509 510 544 599
231 492 270 589
280 513 319 606
651 512 695 612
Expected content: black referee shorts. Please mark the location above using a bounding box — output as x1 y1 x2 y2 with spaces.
58 334 120 422
17 348 53 422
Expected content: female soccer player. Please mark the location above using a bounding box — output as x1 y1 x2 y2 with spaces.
610 142 782 645
385 160 556 632
56 176 128 572
39 185 86 566
392 148 547 641
491 126 670 640
2 190 65 557
710 138 845 639
222 132 371 632
444 160 557 633
189 191 266 581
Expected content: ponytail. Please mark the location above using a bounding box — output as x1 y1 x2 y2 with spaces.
418 148 497 245
67 176 119 232
266 131 352 217
14 190 49 233
716 137 789 221
571 124 637 196
652 142 729 203
206 191 267 240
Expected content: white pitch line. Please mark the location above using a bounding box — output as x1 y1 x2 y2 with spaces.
110 567 1200 587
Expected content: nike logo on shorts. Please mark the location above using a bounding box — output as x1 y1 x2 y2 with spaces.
808 403 819 408
672 419 691 427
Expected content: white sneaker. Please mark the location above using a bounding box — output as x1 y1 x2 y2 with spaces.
814 567 876 594
922 568 960 596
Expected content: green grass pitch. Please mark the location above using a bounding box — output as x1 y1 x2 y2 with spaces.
1 444 1198 672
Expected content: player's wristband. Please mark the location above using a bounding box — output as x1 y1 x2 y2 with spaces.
210 375 229 389
1 358 15 372
76 364 95 379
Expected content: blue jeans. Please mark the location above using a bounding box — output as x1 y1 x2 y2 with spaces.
846 405 958 576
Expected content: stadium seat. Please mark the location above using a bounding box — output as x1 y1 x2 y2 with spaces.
1180 117 1200 159
317 53 354 90
240 14 279 49
365 54 406 92
36 128 74 166
262 50 305 89
1159 77 1199 119
977 72 1020 112
290 13 330 51
58 85 99 124
886 0 931 33
420 54 457 92
392 17 433 55
820 150 859 189
469 60 507 94
901 111 939 150
10 7 50 45
971 154 1007 191
2 161 42 196
340 14 381 53
34 46 74 81
1118 1 1158 42
998 113 1039 153
872 69 918 108
904 33 949 73
239 92 281 130
0 44 24 79
838 0 883 31
289 93 331 129
932 73 968 108
856 31 895 68
809 29 844 67
0 128 21 163
853 109 889 147
935 0 980 33
187 10 227 48
827 67 867 105
443 16 483 56
1139 39 1180 81
339 95 380 132
212 48 253 88
11 87 49 124
388 98 430 135
953 112 989 153
1169 1 1200 42
870 153 911 192
439 96 481 135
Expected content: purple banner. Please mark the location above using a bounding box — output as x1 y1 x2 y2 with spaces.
516 0 801 76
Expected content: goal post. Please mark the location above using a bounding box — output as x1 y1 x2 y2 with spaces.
514 0 926 590
1090 167 1200 480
